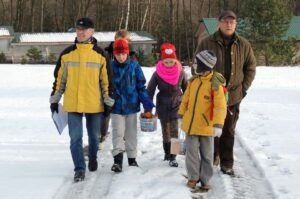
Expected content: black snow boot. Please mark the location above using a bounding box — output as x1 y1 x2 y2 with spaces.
88 159 98 172
163 142 171 161
111 153 123 173
74 171 85 182
169 154 178 167
128 158 139 167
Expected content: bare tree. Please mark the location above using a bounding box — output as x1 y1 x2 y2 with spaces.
0 0 5 23
125 0 130 29
141 0 151 30
182 0 190 61
10 0 13 25
40 0 44 32
30 0 35 32
118 0 125 29
207 0 211 16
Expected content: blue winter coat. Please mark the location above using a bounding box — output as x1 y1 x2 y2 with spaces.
111 59 154 115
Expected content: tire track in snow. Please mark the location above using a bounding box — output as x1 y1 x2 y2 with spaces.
52 133 114 199
200 134 276 199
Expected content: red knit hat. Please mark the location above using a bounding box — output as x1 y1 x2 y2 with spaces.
113 39 129 55
160 43 177 59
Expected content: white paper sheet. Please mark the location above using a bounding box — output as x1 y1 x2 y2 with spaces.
51 103 68 135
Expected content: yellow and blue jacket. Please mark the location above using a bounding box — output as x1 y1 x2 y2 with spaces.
50 37 113 113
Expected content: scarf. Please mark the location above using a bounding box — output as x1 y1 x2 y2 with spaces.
156 60 181 85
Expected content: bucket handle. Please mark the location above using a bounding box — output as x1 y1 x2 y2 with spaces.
179 128 185 139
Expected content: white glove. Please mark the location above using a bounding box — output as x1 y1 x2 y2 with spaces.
178 118 183 129
213 127 222 137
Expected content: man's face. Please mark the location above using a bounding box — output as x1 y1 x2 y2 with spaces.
76 27 94 42
218 17 237 37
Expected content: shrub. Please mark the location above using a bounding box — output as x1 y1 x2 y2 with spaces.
47 52 57 64
135 48 156 67
21 56 27 64
26 47 43 63
0 52 6 63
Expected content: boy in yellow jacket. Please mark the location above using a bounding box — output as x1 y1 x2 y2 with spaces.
178 50 227 191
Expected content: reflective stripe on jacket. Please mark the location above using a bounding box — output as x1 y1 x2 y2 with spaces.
50 37 111 113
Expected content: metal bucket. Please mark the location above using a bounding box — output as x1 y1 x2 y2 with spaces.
139 115 157 132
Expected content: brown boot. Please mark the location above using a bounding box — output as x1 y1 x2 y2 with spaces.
213 155 220 166
186 180 197 189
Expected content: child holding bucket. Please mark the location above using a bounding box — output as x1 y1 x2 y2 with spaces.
178 50 227 191
110 38 154 173
147 43 187 167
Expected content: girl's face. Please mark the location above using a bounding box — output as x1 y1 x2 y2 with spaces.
162 58 176 67
115 53 128 63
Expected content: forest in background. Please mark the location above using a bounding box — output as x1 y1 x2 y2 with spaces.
0 0 300 65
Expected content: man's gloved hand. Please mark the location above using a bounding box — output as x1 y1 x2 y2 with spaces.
213 127 222 137
50 103 58 113
104 104 113 117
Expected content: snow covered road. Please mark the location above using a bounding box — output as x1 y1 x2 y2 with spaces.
1 65 299 199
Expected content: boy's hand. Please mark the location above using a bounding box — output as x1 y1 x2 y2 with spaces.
142 111 153 118
213 127 222 137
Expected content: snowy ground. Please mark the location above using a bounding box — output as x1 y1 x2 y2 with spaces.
0 64 299 199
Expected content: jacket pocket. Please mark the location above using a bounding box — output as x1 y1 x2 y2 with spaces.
202 113 209 126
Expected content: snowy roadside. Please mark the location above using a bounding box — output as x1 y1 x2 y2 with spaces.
1 65 300 199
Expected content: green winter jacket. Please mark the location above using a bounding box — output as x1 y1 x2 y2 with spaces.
195 31 256 106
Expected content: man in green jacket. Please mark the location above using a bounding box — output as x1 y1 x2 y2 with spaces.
194 10 256 176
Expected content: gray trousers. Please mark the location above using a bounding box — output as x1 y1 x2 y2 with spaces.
111 113 137 158
185 135 213 185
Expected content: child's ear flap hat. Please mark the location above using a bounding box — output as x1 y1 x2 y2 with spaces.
160 43 177 59
113 38 129 55
194 50 217 74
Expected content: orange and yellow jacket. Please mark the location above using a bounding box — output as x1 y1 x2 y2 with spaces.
178 72 227 136
50 37 113 113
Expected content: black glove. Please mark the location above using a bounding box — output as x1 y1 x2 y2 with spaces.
50 103 59 113
104 104 113 117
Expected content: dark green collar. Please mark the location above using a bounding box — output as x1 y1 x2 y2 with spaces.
213 30 239 45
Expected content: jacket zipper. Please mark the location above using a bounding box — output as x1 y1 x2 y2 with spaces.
187 81 202 134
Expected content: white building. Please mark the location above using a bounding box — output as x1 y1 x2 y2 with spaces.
0 26 157 63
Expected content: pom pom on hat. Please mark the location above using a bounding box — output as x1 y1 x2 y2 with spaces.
113 39 129 55
160 43 177 60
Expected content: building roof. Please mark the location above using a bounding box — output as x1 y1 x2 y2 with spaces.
283 16 300 40
200 16 300 41
201 18 218 35
13 31 156 43
0 26 14 36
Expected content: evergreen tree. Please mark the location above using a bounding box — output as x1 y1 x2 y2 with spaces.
239 0 293 65
0 52 6 63
26 47 43 63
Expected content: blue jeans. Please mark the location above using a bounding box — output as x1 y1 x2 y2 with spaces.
68 112 103 172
